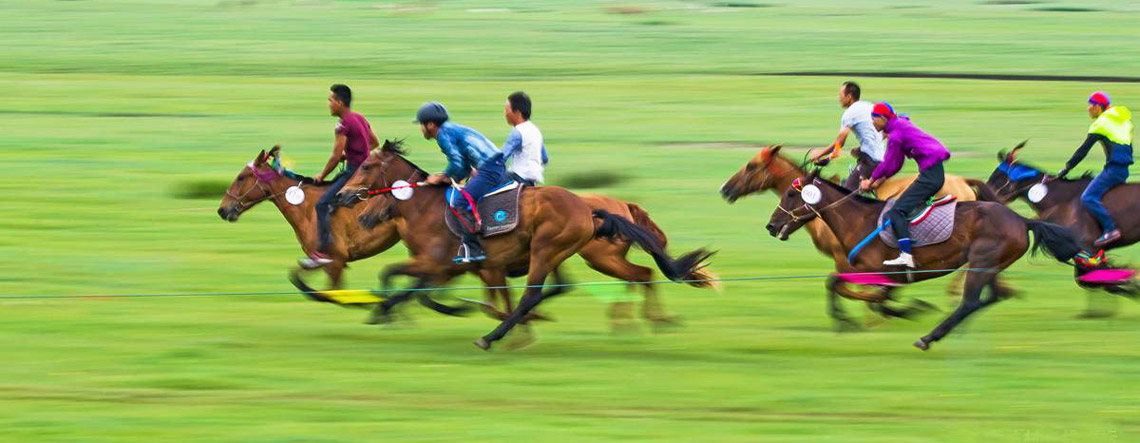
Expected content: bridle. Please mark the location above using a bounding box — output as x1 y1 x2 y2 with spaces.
225 161 294 208
992 160 1049 201
776 181 859 224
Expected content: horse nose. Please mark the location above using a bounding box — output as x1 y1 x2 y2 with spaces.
217 208 226 219
766 223 777 236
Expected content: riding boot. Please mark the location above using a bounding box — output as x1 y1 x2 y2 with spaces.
452 205 487 264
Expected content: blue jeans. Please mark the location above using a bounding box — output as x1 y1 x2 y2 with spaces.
1081 163 1129 232
451 154 508 207
316 166 356 253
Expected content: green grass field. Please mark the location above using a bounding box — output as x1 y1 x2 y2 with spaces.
2 1 1140 441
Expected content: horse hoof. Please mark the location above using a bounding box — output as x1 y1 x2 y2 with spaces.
473 338 492 351
913 338 930 351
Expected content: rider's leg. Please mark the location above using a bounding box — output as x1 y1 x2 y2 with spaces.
842 153 880 191
451 154 507 263
884 162 944 267
1082 163 1128 246
301 167 356 269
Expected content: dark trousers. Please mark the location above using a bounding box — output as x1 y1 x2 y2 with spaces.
451 154 508 207
886 162 944 242
842 152 881 190
1081 163 1129 232
316 166 356 253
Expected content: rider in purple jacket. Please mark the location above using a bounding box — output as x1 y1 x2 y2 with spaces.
860 102 951 268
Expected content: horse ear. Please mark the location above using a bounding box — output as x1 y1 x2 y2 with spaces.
267 145 281 158
1006 141 1026 163
255 149 267 164
997 150 1008 162
770 144 784 156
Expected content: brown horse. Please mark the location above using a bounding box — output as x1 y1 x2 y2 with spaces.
217 146 703 329
719 145 994 327
766 170 1092 350
987 143 1140 251
218 146 400 290
336 142 713 350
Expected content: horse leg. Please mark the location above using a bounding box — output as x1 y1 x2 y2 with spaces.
916 269 996 350
582 249 673 331
826 277 861 332
326 261 346 289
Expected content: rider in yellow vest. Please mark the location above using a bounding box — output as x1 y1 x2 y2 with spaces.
1059 91 1133 247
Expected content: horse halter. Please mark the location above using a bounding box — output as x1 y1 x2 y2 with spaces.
776 180 857 224
225 162 289 207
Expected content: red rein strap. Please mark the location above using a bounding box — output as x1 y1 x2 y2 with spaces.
366 182 423 195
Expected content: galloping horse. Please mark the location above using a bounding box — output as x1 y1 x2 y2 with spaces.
336 141 713 350
218 145 709 329
766 169 1096 350
720 145 996 327
987 142 1140 251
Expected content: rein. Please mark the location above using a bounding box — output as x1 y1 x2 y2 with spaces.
226 162 295 207
777 190 859 223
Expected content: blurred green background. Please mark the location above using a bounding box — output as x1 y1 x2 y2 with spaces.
1 0 1139 441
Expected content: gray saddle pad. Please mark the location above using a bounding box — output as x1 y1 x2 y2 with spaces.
445 183 523 238
877 198 957 248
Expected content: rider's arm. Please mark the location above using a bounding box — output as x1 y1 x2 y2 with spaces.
500 128 522 159
316 134 347 181
439 134 470 182
829 126 851 158
869 136 903 182
367 127 380 150
1063 133 1105 173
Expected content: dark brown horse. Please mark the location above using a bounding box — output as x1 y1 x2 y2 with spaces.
720 145 995 328
987 143 1140 251
766 170 1092 350
336 142 713 350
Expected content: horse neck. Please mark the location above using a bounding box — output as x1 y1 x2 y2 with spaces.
813 188 883 254
264 176 324 246
1018 176 1083 214
769 156 806 193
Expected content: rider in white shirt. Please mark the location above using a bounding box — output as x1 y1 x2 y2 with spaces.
500 91 549 186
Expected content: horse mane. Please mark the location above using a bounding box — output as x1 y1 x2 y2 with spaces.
378 138 428 178
813 174 882 204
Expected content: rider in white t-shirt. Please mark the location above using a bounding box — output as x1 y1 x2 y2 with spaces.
500 91 549 186
812 81 886 189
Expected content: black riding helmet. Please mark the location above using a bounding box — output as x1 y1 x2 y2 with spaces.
414 102 449 125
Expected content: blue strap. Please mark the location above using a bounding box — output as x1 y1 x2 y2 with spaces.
997 161 1041 181
848 220 890 266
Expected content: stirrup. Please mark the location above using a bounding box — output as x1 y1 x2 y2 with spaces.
452 244 486 264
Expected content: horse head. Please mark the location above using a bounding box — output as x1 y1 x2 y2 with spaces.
720 144 791 203
217 146 282 222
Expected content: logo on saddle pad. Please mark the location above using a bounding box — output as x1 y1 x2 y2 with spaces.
445 183 523 238
493 210 508 222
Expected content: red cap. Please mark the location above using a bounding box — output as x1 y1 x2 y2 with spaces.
1088 91 1110 108
871 102 896 119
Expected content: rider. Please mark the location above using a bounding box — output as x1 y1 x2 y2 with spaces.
813 81 886 190
500 91 549 186
1058 91 1133 247
416 102 506 264
860 102 951 268
300 84 379 269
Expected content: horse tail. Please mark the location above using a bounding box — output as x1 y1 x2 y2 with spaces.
965 178 1002 203
626 203 669 247
624 203 719 289
593 210 715 283
1023 219 1083 262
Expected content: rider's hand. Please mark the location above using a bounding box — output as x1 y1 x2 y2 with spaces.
425 173 450 185
314 173 325 183
859 178 873 192
1057 168 1070 178
850 147 861 158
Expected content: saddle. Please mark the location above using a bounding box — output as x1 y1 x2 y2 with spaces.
445 181 524 238
877 195 958 248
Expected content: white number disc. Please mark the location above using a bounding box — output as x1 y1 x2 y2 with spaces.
801 184 822 205
1027 183 1048 203
391 180 414 201
285 186 305 205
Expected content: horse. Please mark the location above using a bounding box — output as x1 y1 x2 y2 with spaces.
987 142 1140 251
719 145 998 328
217 145 707 330
335 141 713 350
766 169 1107 350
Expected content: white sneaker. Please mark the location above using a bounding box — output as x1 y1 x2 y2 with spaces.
298 253 333 269
883 252 916 268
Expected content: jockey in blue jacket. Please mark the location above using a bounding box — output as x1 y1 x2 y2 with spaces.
415 102 507 264
1059 91 1134 247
